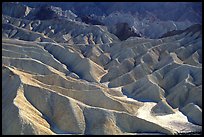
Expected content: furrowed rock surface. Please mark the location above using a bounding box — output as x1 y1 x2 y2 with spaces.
2 2 202 135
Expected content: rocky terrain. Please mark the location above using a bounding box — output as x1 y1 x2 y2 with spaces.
2 2 202 135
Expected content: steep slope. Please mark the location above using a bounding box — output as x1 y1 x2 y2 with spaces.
2 2 202 135
2 14 119 44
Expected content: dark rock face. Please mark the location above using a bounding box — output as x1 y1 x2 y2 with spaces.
80 15 104 25
160 24 202 38
34 6 59 20
22 2 202 23
113 23 141 41
177 131 202 135
2 2 29 18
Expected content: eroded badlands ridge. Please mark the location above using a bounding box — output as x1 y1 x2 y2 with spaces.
2 2 202 135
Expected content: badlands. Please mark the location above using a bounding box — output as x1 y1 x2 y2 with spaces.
2 2 202 135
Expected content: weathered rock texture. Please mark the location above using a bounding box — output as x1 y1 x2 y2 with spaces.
2 2 202 135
